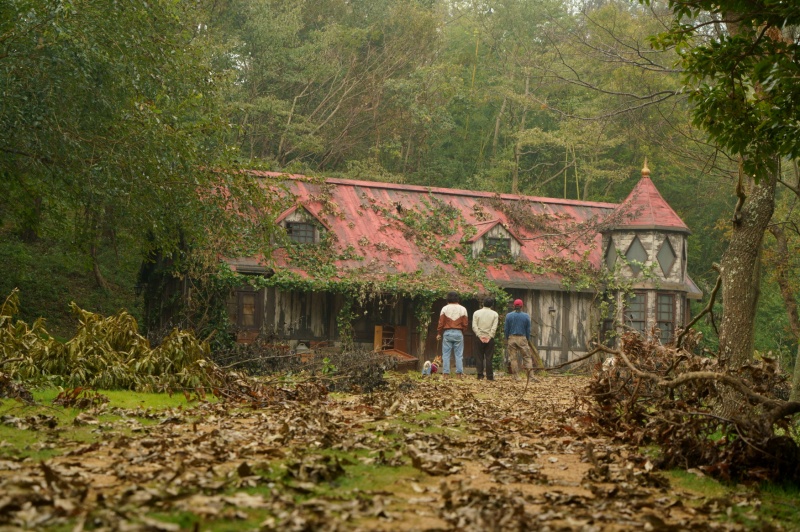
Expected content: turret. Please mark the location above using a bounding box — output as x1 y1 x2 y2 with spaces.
602 160 701 343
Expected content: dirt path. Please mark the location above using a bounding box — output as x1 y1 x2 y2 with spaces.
0 374 753 530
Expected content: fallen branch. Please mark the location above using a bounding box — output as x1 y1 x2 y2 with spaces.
677 273 721 348
599 341 800 434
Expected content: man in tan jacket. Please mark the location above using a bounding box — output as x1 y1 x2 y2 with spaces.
471 297 499 381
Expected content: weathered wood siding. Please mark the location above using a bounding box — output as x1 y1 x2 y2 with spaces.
265 287 334 338
231 286 416 353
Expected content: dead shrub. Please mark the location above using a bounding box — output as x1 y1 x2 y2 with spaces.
584 331 800 483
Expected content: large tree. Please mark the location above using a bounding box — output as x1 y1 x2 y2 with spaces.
647 0 800 370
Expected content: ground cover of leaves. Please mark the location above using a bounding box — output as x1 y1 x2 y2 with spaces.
0 374 774 531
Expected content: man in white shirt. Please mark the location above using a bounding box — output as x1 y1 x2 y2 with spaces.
471 297 499 381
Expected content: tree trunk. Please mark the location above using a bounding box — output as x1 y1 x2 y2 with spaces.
19 195 42 243
717 167 777 371
792 343 800 402
90 243 110 291
768 225 800 340
512 75 530 195
492 97 506 158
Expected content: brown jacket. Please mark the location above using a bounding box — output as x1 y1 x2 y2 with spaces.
437 303 468 334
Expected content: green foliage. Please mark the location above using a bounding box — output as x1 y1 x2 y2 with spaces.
0 0 273 289
0 232 141 339
321 357 337 376
2 290 217 392
646 0 800 180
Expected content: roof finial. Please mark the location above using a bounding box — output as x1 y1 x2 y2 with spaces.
642 158 651 178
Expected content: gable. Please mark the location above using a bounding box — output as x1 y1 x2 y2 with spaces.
470 221 522 259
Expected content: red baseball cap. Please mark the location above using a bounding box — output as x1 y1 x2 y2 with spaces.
513 299 523 307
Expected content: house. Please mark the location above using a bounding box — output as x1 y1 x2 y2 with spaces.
224 161 701 368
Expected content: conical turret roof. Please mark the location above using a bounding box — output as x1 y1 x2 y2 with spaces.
614 160 690 233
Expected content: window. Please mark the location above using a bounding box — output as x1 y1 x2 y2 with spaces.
657 238 677 276
600 293 617 346
625 292 646 334
236 290 264 330
237 291 258 329
657 293 674 343
286 222 316 244
485 237 511 259
625 237 648 276
605 241 618 270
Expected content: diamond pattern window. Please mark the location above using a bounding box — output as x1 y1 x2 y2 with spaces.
286 222 316 244
605 241 618 270
657 238 677 276
625 237 648 276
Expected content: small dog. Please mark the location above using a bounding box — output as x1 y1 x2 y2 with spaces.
422 361 432 376
422 356 444 376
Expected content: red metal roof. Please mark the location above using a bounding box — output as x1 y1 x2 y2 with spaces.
228 170 693 292
615 163 690 233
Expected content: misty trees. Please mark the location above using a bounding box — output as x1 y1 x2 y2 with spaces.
0 0 267 286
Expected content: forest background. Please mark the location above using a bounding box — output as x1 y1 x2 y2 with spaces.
1 0 798 372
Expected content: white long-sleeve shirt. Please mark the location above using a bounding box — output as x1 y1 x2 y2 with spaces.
472 307 499 339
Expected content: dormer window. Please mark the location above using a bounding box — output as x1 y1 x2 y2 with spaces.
470 220 521 260
286 221 316 244
276 205 328 245
485 237 511 259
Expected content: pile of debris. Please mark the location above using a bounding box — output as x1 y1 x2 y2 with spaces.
583 331 800 483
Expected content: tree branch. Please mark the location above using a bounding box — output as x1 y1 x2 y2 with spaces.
677 273 721 348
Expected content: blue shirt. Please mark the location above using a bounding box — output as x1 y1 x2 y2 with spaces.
504 310 531 340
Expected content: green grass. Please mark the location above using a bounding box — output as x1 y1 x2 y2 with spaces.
666 469 731 499
0 388 204 460
667 470 800 529
755 483 800 529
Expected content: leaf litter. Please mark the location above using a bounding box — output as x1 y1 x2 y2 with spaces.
0 374 766 530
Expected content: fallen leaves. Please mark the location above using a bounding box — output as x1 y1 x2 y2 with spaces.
0 374 766 530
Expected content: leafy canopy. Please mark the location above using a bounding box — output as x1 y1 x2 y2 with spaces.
647 0 800 179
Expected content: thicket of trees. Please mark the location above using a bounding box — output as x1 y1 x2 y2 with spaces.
1 0 798 377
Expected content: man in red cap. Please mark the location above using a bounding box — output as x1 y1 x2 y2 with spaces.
504 299 534 379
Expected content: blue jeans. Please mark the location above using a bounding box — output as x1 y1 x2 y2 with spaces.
442 329 464 374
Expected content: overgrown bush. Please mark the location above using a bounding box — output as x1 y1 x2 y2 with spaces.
211 333 303 375
2 290 217 392
2 290 399 397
